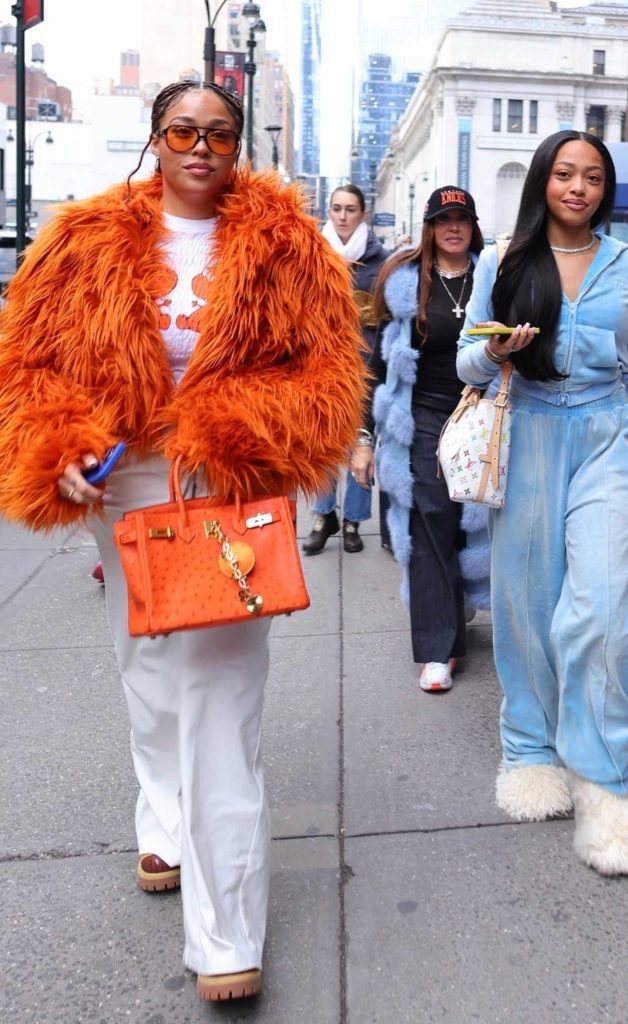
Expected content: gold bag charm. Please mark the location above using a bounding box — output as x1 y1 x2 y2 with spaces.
218 540 256 579
245 594 264 615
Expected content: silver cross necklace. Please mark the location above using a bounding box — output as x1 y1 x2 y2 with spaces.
435 265 469 318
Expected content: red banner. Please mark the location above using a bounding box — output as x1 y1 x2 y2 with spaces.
24 0 44 29
215 51 245 101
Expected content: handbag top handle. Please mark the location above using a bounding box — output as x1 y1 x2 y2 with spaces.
168 456 244 533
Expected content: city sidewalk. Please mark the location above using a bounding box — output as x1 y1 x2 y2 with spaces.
1 495 625 1024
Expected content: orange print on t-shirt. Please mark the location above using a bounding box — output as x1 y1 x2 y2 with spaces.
156 267 179 329
175 273 213 332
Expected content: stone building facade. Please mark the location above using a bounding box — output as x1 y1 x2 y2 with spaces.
376 0 628 241
0 50 72 121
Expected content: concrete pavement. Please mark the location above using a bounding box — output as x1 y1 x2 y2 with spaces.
1 494 626 1024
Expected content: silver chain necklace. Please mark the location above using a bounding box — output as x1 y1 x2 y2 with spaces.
433 256 471 279
549 233 596 254
436 267 469 319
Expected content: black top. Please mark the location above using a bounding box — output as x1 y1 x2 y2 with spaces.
412 267 474 400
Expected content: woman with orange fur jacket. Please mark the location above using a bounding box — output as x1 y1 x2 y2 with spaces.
0 82 365 1005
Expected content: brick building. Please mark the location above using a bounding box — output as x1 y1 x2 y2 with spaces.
0 50 72 121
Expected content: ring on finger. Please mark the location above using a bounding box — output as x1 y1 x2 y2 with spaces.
67 486 78 501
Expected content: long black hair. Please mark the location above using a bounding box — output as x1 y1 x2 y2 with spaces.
492 130 616 380
126 80 244 190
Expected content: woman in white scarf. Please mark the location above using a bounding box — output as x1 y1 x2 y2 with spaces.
321 200 369 263
303 185 388 556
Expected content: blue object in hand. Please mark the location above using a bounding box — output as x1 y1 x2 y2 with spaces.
83 442 127 484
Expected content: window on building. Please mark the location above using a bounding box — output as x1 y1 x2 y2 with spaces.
507 99 523 132
587 105 606 139
493 98 502 132
529 100 538 134
593 50 605 75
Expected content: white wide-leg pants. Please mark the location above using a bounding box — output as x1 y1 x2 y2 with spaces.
90 455 271 975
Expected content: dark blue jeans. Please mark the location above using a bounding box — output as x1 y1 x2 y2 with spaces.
408 399 466 664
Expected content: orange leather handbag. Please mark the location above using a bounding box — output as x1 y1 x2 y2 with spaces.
113 457 310 637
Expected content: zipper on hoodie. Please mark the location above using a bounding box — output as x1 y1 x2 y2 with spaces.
558 300 576 403
557 240 621 404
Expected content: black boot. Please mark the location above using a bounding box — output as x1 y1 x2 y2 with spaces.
302 510 340 555
342 519 364 553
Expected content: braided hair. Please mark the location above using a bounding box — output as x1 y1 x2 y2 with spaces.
127 80 244 190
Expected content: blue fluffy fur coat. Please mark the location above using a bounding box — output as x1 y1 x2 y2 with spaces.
374 258 491 609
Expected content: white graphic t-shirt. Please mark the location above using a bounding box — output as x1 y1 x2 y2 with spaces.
158 212 218 384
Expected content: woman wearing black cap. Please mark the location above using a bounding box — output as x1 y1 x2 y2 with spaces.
352 187 488 692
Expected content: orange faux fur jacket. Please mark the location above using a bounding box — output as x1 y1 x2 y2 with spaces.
0 170 367 531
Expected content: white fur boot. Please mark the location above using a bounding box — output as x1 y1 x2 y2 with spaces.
496 763 573 821
568 772 628 876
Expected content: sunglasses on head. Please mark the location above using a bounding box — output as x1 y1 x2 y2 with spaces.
156 125 240 156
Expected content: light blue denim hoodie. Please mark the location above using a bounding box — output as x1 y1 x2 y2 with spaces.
457 232 628 401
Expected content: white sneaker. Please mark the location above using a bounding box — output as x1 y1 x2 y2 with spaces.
419 661 454 692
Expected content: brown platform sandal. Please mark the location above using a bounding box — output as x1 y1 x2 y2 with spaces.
137 854 181 892
196 969 262 1002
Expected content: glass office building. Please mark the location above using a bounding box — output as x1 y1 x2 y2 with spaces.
300 0 322 174
351 54 420 203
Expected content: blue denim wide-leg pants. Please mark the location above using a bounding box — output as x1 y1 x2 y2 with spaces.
490 390 628 796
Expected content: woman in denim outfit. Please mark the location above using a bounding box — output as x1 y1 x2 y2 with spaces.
457 130 628 876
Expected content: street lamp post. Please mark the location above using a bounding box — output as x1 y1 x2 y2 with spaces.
368 160 378 218
7 128 54 233
25 130 53 230
264 123 282 170
11 0 44 258
12 0 26 257
242 2 266 167
202 0 230 85
395 170 428 240
351 145 379 218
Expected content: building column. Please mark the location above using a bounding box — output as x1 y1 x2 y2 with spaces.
606 106 623 143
